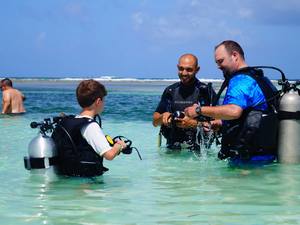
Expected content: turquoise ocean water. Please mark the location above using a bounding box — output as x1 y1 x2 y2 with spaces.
0 78 300 225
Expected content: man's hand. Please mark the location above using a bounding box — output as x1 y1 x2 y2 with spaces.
161 112 172 126
200 120 222 132
175 116 197 128
184 104 199 118
153 112 172 127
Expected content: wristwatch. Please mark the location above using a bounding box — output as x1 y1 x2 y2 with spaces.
195 105 202 115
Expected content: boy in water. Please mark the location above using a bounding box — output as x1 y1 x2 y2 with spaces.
53 79 126 177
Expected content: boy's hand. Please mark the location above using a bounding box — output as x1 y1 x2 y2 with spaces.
115 140 127 152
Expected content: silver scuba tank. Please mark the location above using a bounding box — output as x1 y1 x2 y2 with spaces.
24 119 58 170
278 86 300 163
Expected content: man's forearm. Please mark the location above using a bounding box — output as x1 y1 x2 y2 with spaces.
200 105 242 120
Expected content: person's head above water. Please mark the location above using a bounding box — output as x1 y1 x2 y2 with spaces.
76 79 107 113
214 40 248 78
177 53 200 85
0 78 13 90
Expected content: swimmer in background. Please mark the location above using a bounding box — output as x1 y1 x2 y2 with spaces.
1 78 26 114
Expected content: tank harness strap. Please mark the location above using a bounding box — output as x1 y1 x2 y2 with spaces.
213 67 278 110
245 69 277 109
94 114 102 128
213 78 230 105
165 82 180 112
195 80 215 106
57 124 78 153
207 82 213 106
57 116 97 154
24 156 59 169
278 110 300 120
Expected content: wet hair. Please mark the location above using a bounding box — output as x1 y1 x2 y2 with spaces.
215 40 245 60
1 78 13 87
76 79 107 108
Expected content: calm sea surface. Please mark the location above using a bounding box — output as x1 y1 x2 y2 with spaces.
0 80 300 225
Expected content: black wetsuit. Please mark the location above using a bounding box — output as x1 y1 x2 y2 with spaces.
155 79 216 150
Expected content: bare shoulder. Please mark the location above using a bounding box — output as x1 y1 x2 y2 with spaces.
2 90 11 99
12 88 24 96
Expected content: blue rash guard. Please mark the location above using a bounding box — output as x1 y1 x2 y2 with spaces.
223 74 268 111
221 74 276 166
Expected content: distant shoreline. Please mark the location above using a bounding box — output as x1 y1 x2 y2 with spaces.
3 77 281 90
1 77 224 84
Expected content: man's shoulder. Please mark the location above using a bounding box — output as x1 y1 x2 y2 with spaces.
195 79 209 88
167 82 181 89
228 74 258 95
7 88 23 97
163 82 181 93
2 89 11 99
14 88 23 94
230 74 256 84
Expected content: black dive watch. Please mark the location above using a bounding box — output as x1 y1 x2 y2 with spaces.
195 105 202 115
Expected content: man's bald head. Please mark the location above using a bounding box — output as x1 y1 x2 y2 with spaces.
177 53 200 85
178 54 198 68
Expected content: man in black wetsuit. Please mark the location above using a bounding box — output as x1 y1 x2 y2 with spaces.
152 53 216 150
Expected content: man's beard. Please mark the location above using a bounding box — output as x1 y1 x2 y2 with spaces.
222 69 231 79
179 74 195 85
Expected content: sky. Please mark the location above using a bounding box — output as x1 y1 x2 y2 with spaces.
0 0 299 79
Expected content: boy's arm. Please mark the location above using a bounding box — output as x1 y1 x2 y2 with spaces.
103 140 126 160
81 122 126 160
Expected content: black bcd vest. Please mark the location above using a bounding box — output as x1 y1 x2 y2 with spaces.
217 67 279 160
52 115 108 177
161 79 215 148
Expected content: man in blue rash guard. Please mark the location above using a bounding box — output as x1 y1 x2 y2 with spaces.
185 40 278 163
